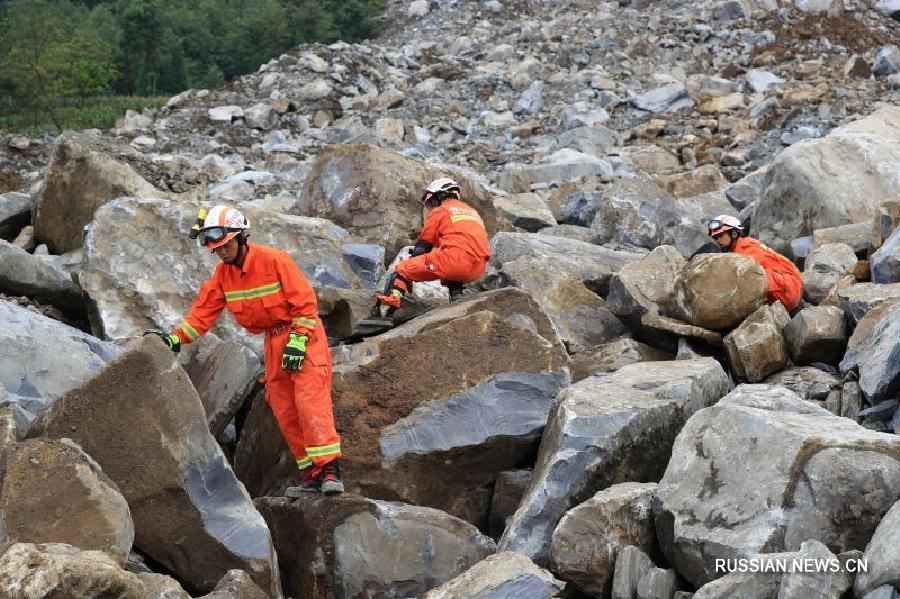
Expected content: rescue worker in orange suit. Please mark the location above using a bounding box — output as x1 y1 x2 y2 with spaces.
708 214 804 312
145 205 343 496
376 178 491 313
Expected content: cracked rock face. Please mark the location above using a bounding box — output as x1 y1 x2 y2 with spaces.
654 384 900 587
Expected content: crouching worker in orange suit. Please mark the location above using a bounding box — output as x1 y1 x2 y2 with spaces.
145 205 343 496
377 178 491 312
708 214 803 312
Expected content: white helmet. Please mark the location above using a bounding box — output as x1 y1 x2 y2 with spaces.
421 177 461 204
708 214 743 237
197 205 249 250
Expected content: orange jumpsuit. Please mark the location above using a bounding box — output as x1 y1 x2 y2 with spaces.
733 237 803 311
173 243 340 471
395 198 491 285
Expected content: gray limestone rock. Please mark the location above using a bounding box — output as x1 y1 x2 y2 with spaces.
423 552 564 599
550 482 660 597
872 224 900 284
613 546 656 599
0 240 82 312
803 243 858 304
500 358 731 565
0 300 121 424
784 306 846 365
654 384 900 587
0 439 134 564
257 495 495 599
493 192 557 232
0 192 32 241
28 337 281 596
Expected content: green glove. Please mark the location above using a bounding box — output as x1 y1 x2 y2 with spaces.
282 333 308 372
143 330 181 353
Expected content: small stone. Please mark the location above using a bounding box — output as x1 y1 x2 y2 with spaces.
874 46 900 77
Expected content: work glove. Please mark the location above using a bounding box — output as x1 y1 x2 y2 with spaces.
282 333 308 372
143 330 181 353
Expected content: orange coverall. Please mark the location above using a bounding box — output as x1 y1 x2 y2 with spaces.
395 198 491 284
733 237 803 311
173 243 340 471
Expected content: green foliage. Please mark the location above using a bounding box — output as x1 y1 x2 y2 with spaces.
0 95 167 135
0 0 387 133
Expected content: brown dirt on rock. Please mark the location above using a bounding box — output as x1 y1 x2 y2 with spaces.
753 14 900 61
0 170 24 193
334 310 566 466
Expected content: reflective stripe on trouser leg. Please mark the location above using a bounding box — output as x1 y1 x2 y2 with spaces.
264 329 310 468
292 360 341 466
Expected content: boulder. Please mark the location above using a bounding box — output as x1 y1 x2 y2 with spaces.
636 567 682 599
28 337 281 596
571 338 672 382
838 282 900 326
803 243 858 304
612 546 656 599
630 82 694 113
549 482 660 597
840 302 900 403
784 306 846 365
855 499 900 597
80 197 367 345
0 192 31 241
763 366 841 404
841 299 900 376
812 223 870 256
489 470 532 540
201 570 269 599
299 144 499 258
591 175 722 258
0 543 188 598
670 254 769 331
754 107 900 255
608 245 686 326
244 103 277 130
178 336 260 438
33 132 201 254
654 384 900 587
208 105 243 122
256 495 495 599
0 300 121 424
724 304 789 382
500 358 731 565
489 232 641 294
239 289 569 528
492 253 628 354
0 239 82 312
725 168 767 210
423 552 564 599
0 439 133 564
872 224 900 284
657 165 728 199
501 150 614 190
493 192 557 232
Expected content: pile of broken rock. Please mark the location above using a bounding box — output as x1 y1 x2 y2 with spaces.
3 0 900 597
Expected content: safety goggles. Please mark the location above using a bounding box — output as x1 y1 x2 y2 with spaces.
197 226 232 246
708 219 724 232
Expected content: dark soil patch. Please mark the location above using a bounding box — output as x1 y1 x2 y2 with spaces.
754 14 900 61
0 170 24 193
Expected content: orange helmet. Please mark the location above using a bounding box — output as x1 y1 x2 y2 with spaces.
197 205 249 251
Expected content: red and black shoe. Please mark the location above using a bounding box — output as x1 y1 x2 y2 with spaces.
285 467 319 498
285 460 344 497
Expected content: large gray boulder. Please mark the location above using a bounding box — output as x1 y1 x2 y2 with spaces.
670 254 769 331
724 304 789 383
238 289 569 529
0 543 189 598
299 144 499 258
550 482 660 597
424 552 564 599
489 232 641 294
33 132 201 254
608 245 686 326
872 224 900 284
841 299 900 376
0 439 133 564
840 302 900 403
654 384 900 587
838 282 900 326
855 499 900 597
493 193 557 232
256 495 495 599
0 300 121 424
0 240 82 312
784 305 846 365
754 107 900 255
803 243 858 304
500 358 731 565
80 196 370 346
28 337 281 596
571 338 672 383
